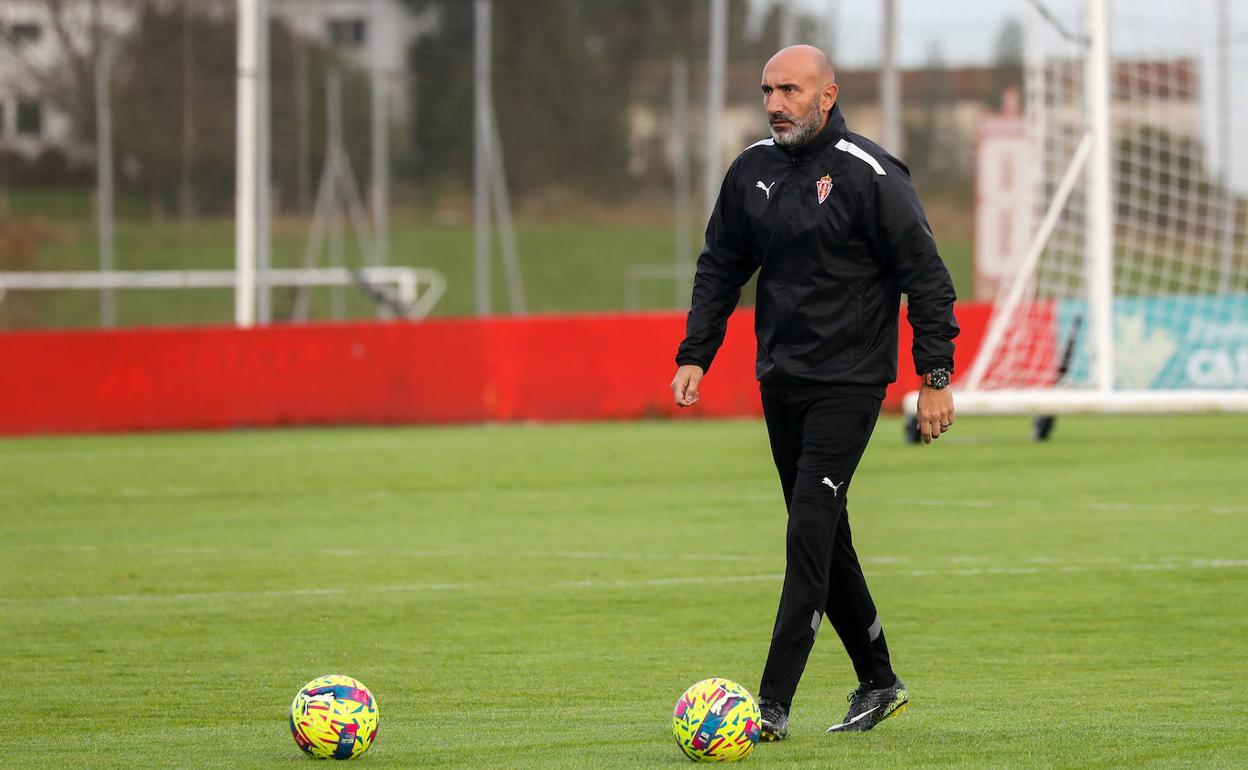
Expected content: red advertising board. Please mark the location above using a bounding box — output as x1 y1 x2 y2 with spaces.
0 304 991 435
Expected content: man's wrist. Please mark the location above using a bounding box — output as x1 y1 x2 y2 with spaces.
920 367 952 389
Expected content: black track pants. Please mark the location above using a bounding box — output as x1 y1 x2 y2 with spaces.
757 385 893 708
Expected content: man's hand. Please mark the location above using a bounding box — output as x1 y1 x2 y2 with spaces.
671 364 705 408
915 384 954 444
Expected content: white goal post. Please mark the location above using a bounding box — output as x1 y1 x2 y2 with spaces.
0 267 447 321
906 0 1248 423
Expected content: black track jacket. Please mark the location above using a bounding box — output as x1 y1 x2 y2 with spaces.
676 105 958 396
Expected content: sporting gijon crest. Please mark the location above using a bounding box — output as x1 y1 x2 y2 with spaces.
816 174 833 204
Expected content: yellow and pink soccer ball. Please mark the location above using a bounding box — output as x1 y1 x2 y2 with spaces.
672 678 761 762
289 675 379 760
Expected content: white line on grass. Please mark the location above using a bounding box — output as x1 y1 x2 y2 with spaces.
862 497 1247 516
4 544 1234 573
7 475 1243 518
3 559 1246 607
20 544 771 563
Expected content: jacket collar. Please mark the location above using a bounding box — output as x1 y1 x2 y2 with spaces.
783 103 848 159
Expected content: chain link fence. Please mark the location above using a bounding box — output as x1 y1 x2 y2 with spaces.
1 0 1049 329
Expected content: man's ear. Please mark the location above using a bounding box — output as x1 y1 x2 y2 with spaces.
822 82 839 113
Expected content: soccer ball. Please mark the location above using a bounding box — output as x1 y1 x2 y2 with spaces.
289 675 380 760
672 678 761 762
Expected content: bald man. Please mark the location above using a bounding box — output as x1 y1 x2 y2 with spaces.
671 46 958 737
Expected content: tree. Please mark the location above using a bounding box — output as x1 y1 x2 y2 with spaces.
400 0 780 207
109 2 235 215
990 17 1024 108
404 0 628 204
906 41 958 186
0 0 141 150
104 3 360 217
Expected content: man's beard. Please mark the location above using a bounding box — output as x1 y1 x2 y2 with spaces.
769 99 823 147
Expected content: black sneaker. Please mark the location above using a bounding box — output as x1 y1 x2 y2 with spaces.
825 678 909 733
758 698 789 742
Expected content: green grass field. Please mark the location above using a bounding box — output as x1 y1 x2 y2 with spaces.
2 415 1245 768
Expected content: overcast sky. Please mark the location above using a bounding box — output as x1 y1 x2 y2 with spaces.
773 0 1244 67
817 0 1023 67
773 0 1248 187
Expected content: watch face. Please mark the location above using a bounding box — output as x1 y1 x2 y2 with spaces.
927 369 950 389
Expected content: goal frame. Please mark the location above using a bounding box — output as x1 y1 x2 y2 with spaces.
904 0 1248 422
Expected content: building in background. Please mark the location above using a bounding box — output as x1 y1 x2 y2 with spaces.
0 0 427 162
268 0 432 119
0 0 138 160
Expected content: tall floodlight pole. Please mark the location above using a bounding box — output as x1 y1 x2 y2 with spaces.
779 0 797 47
821 0 839 58
256 0 271 323
327 73 346 318
1085 0 1115 391
94 23 115 328
1216 0 1233 291
704 0 727 220
880 0 901 155
474 0 492 316
371 0 389 268
235 0 259 328
672 58 692 306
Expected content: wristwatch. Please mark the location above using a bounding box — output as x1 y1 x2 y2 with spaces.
922 368 951 389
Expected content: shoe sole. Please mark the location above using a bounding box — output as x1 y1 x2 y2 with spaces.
759 727 787 742
879 694 908 724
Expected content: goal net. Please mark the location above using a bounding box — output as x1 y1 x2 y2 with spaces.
947 0 1248 416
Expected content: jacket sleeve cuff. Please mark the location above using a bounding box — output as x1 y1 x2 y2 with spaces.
676 355 710 372
913 359 954 376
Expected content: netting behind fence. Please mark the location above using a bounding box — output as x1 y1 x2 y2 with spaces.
972 0 1248 393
